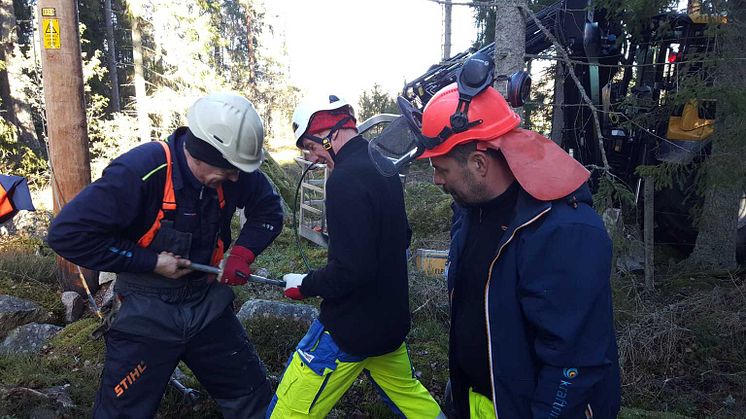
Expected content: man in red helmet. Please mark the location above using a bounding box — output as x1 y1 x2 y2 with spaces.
416 83 621 418
267 95 445 418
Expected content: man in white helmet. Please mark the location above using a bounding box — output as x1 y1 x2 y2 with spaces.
48 92 283 418
266 95 445 418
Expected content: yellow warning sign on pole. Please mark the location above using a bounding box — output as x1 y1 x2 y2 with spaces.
43 18 60 49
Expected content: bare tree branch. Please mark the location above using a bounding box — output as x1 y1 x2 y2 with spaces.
517 4 611 171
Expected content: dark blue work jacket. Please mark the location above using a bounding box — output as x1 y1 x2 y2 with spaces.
447 184 621 418
48 128 283 276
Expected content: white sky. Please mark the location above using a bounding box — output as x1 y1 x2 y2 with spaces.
265 0 478 105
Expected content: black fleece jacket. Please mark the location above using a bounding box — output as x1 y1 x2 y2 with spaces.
299 136 411 357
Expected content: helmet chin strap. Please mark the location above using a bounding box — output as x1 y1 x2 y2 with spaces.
303 115 353 162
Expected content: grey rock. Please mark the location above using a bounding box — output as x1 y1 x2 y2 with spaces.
3 384 75 417
61 291 85 323
172 365 189 382
617 236 645 273
0 295 49 338
237 299 318 326
602 208 623 237
0 323 62 354
99 271 116 285
0 209 52 239
101 279 116 307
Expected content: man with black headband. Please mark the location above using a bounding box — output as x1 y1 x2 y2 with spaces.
48 92 282 418
266 95 445 418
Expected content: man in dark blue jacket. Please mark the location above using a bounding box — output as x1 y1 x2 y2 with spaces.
413 83 621 418
47 92 283 418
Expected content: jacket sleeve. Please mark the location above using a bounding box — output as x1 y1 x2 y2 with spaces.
517 221 615 418
233 170 284 256
47 161 159 273
299 170 376 299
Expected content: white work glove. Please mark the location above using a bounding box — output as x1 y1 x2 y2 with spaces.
283 273 307 300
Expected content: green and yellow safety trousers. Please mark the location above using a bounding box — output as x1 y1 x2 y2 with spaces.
267 320 445 418
468 388 496 418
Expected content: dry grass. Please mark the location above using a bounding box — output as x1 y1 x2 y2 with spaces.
614 272 746 417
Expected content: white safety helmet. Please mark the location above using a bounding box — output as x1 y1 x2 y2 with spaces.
187 92 265 172
292 94 354 149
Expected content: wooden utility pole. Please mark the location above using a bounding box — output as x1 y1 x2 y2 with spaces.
443 0 452 61
37 0 96 295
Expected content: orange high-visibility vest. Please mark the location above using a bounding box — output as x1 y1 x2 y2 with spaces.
137 141 225 266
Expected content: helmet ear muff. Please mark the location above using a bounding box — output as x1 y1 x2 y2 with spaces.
506 71 532 107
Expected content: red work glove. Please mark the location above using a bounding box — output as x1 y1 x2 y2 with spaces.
283 273 307 300
220 245 255 286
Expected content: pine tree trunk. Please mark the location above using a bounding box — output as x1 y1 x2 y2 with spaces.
680 4 745 272
550 61 565 145
103 0 120 112
132 16 149 143
493 0 525 118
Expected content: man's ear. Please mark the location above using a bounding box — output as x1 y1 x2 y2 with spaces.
470 152 489 177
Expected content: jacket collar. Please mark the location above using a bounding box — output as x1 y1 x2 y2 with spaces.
168 127 203 192
454 184 551 240
332 135 366 164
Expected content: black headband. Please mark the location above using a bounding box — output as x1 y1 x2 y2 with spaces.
184 129 236 169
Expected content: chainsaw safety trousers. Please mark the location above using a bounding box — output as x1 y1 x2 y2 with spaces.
93 307 271 418
267 320 444 419
468 388 496 419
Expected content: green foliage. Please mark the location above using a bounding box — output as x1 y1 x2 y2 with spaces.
596 0 678 43
260 153 294 205
404 182 452 247
252 225 327 280
618 408 692 419
48 318 104 363
635 163 703 192
357 84 398 122
593 173 636 211
471 0 559 48
0 237 61 320
0 118 46 187
524 59 555 136
244 316 308 374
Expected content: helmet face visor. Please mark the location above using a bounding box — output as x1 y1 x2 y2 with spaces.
367 94 455 177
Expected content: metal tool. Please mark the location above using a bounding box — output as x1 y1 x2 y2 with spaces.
189 262 286 287
168 375 201 406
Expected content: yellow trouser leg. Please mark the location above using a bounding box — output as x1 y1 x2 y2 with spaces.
468 388 496 419
268 351 364 418
364 342 445 418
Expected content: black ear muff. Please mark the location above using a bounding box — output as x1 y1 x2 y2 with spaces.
507 71 531 107
457 52 495 99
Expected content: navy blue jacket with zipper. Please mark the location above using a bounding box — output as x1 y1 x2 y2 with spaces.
47 128 283 275
447 183 621 418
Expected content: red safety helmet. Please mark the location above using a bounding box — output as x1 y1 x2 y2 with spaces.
416 83 590 201
419 83 521 159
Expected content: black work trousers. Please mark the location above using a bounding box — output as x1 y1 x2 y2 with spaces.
92 307 271 418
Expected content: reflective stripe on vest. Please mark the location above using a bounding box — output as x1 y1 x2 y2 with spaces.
137 141 225 265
